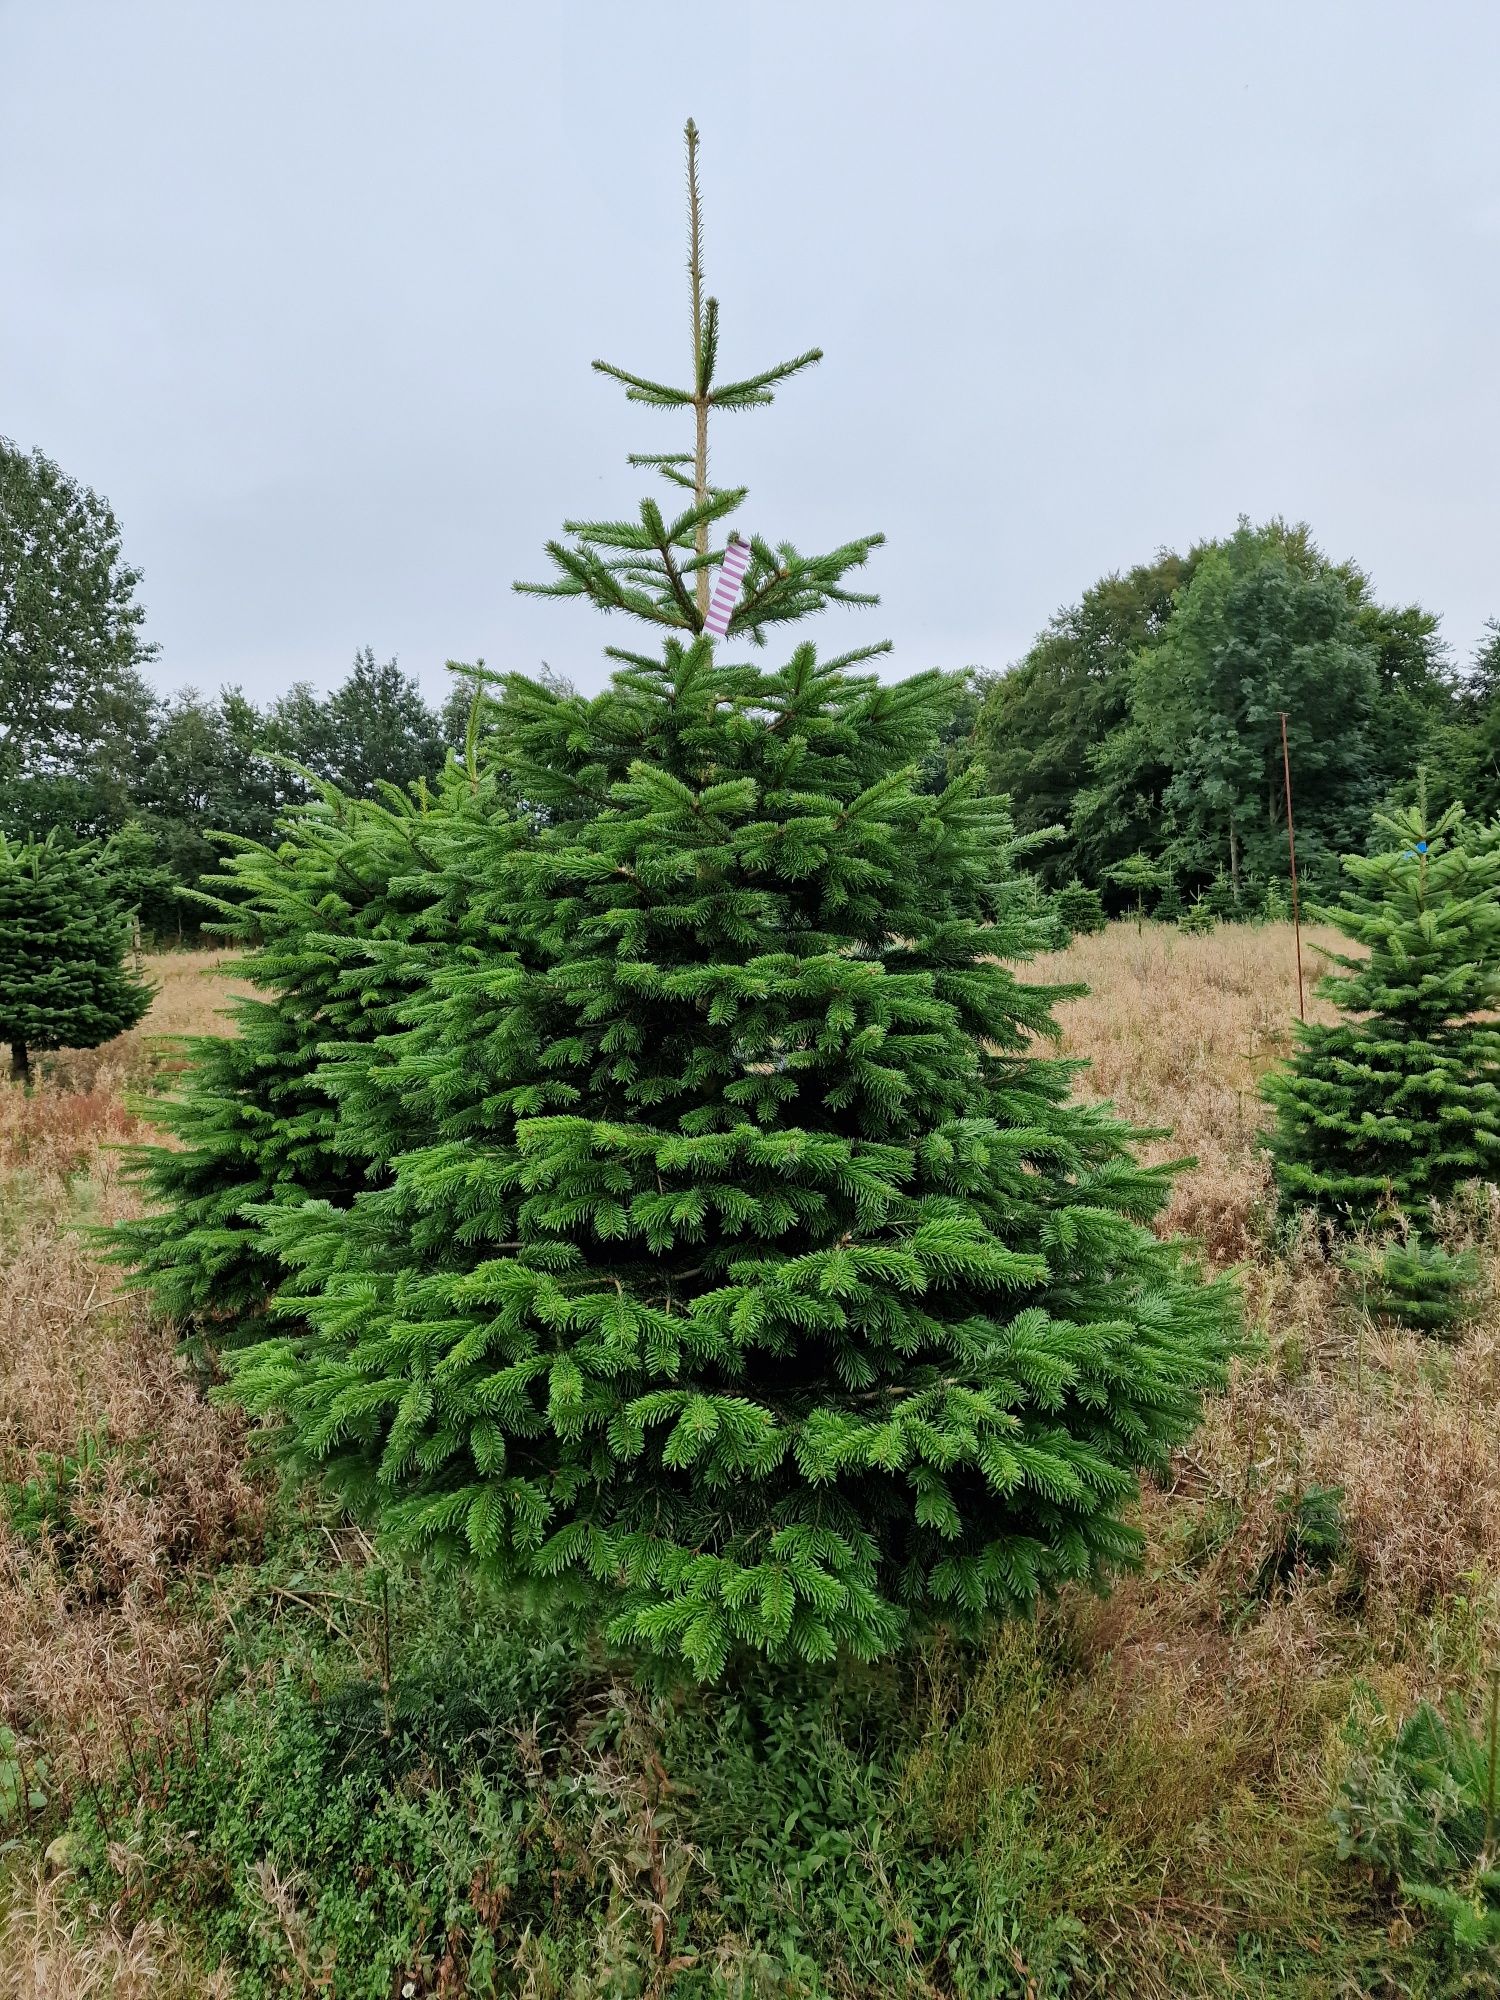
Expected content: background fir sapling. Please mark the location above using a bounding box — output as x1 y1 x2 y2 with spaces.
229 122 1237 1681
1052 879 1107 938
1344 1237 1482 1338
0 830 151 1083
1203 868 1239 922
1265 798 1500 1232
112 727 507 1339
1104 853 1172 926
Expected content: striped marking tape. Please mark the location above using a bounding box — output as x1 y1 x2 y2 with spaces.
703 535 752 638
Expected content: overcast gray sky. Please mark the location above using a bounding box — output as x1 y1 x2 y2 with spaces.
4 1 1498 706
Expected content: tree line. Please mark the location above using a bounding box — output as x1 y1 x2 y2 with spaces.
1 438 470 937
9 430 1500 938
971 517 1500 911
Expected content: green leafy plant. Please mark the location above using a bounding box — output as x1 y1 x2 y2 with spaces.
2 1430 110 1566
57 1587 1079 1997
0 1725 48 1836
218 126 1236 1683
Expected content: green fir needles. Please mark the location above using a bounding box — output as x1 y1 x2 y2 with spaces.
0 831 151 1083
1265 799 1500 1228
516 122 881 653
215 124 1235 1679
110 755 507 1339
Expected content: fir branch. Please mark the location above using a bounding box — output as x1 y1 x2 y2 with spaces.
590 359 694 407
711 348 824 408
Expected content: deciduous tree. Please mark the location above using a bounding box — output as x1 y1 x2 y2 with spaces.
0 439 157 838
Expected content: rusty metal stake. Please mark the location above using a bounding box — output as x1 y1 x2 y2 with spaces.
1279 710 1305 1022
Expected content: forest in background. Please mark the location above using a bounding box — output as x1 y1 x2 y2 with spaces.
970 519 1500 908
6 435 1500 935
1 440 472 938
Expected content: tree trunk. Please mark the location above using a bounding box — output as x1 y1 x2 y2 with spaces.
9 1040 29 1085
1228 823 1241 905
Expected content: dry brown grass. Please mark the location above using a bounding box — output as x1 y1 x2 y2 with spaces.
1033 925 1500 1660
0 951 250 1184
0 951 263 1993
3 929 1499 1991
978 921 1500 1982
1030 919 1343 1262
0 1864 229 2000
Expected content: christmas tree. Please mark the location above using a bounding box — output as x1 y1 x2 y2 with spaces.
1052 879 1107 938
112 738 506 1338
1105 853 1171 926
1265 798 1500 1228
229 124 1235 1678
0 832 151 1083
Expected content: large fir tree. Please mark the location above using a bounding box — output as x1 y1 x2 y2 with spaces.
1265 798 1500 1225
0 832 152 1081
227 124 1235 1677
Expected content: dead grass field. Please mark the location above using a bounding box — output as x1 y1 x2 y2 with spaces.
1037 921 1500 1670
1 928 1497 1995
0 953 254 2000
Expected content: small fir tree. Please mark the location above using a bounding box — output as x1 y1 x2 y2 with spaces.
1052 879 1107 938
1105 853 1171 927
226 124 1235 1679
1257 876 1291 926
1265 799 1500 1228
1345 1238 1482 1338
100 820 184 944
0 832 152 1082
1203 868 1239 922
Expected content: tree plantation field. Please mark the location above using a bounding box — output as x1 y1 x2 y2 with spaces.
3 926 1498 1999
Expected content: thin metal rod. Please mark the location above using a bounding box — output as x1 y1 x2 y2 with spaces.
1279 710 1306 1022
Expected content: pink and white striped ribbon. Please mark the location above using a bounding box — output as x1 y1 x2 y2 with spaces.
703 535 752 639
